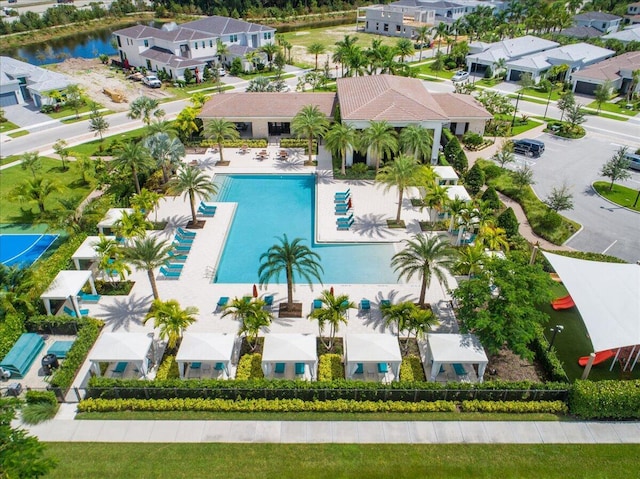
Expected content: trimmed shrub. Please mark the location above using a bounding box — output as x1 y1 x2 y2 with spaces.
481 186 501 210
400 355 426 382
529 327 569 383
497 207 519 238
318 354 344 381
156 355 179 380
461 400 567 414
235 354 264 380
25 390 58 406
280 138 317 154
20 402 59 425
200 139 267 148
569 380 640 420
464 163 485 195
482 163 503 181
0 313 25 360
462 132 484 149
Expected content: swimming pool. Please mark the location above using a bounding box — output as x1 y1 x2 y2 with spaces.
0 234 58 268
213 175 397 284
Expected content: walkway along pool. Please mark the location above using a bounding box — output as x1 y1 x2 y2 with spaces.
212 175 398 284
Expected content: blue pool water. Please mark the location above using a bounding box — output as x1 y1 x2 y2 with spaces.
0 234 58 267
213 175 397 284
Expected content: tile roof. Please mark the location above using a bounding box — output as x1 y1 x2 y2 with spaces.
199 92 336 119
140 47 213 68
0 56 73 93
182 16 275 36
558 25 604 39
115 24 212 42
431 93 491 119
574 11 621 22
472 36 559 63
571 51 640 82
337 75 449 122
603 24 640 43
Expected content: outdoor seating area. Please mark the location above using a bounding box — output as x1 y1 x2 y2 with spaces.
197 201 217 217
344 334 402 383
176 333 236 379
261 334 318 381
40 270 98 317
419 334 488 384
89 333 154 379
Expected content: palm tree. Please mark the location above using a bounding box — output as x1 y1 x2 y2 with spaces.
260 42 280 68
174 106 201 142
307 42 326 71
422 181 449 225
399 124 433 163
432 23 450 54
446 197 468 233
20 151 42 179
144 132 185 184
0 264 35 318
146 120 178 137
144 299 198 349
361 120 398 173
114 210 150 240
415 25 430 61
455 242 485 278
204 119 240 164
391 234 455 307
168 166 217 225
122 236 173 300
130 188 162 222
324 123 357 176
258 234 323 311
291 105 329 165
376 155 425 224
381 301 437 352
222 297 273 351
333 35 359 77
9 177 63 214
112 142 153 194
94 234 129 282
478 223 510 252
395 38 414 63
128 96 163 126
216 39 229 64
307 289 354 351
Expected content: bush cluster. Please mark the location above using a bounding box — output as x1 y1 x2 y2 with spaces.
155 355 180 380
199 139 268 148
0 314 25 361
235 354 264 380
569 380 640 419
280 138 317 153
529 326 569 383
399 355 426 382
25 390 58 406
318 354 344 381
78 397 457 413
49 319 103 389
461 400 567 414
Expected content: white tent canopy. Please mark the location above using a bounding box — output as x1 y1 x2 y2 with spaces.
89 332 153 377
40 270 97 316
423 333 488 382
261 334 318 380
544 252 640 352
97 208 133 235
71 235 116 270
176 333 235 379
344 334 402 381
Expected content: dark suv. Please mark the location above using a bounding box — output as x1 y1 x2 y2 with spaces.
512 139 545 158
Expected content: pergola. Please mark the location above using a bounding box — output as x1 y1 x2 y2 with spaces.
40 270 97 316
344 334 402 382
423 333 488 382
97 208 133 235
71 235 116 270
176 333 236 379
261 334 318 380
544 252 640 372
89 332 154 378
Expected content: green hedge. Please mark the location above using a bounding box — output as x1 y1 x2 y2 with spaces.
25 390 58 406
156 355 179 380
318 354 344 381
569 380 640 419
25 314 84 336
461 400 567 414
0 313 25 360
49 318 103 389
399 355 426 382
280 138 317 154
543 250 627 264
200 139 268 148
530 326 569 383
78 397 457 413
235 354 264 380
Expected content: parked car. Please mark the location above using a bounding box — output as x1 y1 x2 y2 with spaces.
511 139 545 158
7 0 17 4
142 75 162 88
452 70 470 83
624 149 640 171
218 68 226 77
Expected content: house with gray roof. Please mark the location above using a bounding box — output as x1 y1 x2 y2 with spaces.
602 24 640 45
0 56 74 108
570 51 640 96
466 35 559 75
573 11 622 34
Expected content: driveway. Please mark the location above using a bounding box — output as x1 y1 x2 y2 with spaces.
521 131 640 263
2 102 61 132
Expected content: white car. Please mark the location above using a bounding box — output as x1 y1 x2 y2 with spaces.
142 75 162 88
218 68 227 77
452 70 470 83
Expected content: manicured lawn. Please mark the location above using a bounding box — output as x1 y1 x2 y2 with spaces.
0 158 95 223
68 127 148 156
411 63 455 79
494 114 543 136
42 443 640 479
279 25 399 52
47 102 101 120
507 93 547 106
0 120 20 133
518 87 562 101
165 83 234 101
593 181 640 213
585 100 638 117
9 130 29 138
0 155 20 166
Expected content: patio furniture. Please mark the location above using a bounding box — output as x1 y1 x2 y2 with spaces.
177 227 196 238
274 362 285 374
378 362 388 373
312 299 323 310
63 306 89 317
337 213 354 224
295 363 305 375
337 218 355 230
354 363 364 374
380 299 391 308
197 205 216 217
335 188 350 200
163 262 184 271
167 251 188 263
159 267 181 279
217 297 229 309
335 204 352 215
78 291 101 303
172 243 191 252
191 362 201 369
214 362 225 371
453 363 467 377
173 235 194 245
264 295 274 308
360 299 371 316
112 361 128 376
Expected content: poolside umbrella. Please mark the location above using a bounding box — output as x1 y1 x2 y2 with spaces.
253 284 258 298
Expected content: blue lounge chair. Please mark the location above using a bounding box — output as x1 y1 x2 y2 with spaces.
200 201 217 209
360 299 371 315
168 251 188 262
112 362 128 376
335 203 352 215
453 363 467 377
172 243 191 252
354 363 364 375
159 266 181 279
336 213 354 224
163 261 184 271
63 306 89 317
312 299 323 310
217 297 229 309
173 236 194 245
191 362 201 369
378 362 388 373
337 218 355 230
274 363 286 374
78 292 101 303
177 227 196 238
197 207 216 217
295 363 305 375
214 362 225 371
380 299 391 308
335 188 350 200
264 295 274 308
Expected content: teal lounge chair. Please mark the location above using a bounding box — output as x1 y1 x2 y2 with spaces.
264 295 274 308
172 243 191 253
78 292 101 303
335 205 352 215
337 218 355 230
174 236 194 245
274 363 285 374
197 207 216 217
336 213 354 224
295 363 305 375
112 362 128 376
214 362 225 371
163 261 184 271
63 305 89 317
354 363 364 375
380 299 391 308
217 297 229 309
360 299 371 315
312 299 323 310
168 251 188 262
453 363 467 377
177 227 196 238
159 266 181 279
378 362 388 373
335 188 350 200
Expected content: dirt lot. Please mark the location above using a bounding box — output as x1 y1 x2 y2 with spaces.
47 58 173 112
487 348 545 382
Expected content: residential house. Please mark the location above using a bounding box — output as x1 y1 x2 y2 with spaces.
0 56 74 108
570 51 640 96
466 35 559 75
572 11 622 34
625 2 640 25
602 24 640 45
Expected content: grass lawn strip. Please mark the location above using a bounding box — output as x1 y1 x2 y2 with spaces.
42 443 640 479
8 130 29 138
67 127 148 156
0 120 20 133
586 100 638 117
592 181 640 213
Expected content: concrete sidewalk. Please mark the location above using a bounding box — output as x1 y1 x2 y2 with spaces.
20 405 640 444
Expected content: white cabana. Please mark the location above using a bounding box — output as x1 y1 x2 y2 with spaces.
89 332 154 378
40 270 97 316
434 166 459 185
97 208 133 235
261 334 318 380
543 252 640 353
344 334 402 382
422 333 488 382
176 333 235 379
445 185 472 202
71 235 116 270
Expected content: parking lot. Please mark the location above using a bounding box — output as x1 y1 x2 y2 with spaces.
515 132 640 263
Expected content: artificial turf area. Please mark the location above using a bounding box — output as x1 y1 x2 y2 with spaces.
43 443 640 478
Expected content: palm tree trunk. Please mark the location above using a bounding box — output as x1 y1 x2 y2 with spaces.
307 136 313 164
341 149 346 176
396 188 403 223
38 200 46 214
328 323 335 351
286 267 294 309
161 163 169 184
419 274 427 308
189 191 197 224
132 166 141 194
148 269 160 299
218 140 224 163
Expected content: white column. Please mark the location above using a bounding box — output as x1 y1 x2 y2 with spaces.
477 362 487 383
88 276 97 295
73 258 81 270
431 124 443 165
70 296 82 317
430 362 440 381
44 298 52 316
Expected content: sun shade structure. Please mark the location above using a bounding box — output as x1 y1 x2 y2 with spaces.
543 252 640 352
176 333 236 379
422 334 488 382
97 208 134 235
40 270 97 316
71 235 116 270
89 333 153 378
344 334 402 381
261 334 318 380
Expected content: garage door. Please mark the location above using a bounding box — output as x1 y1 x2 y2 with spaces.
509 70 524 82
0 91 18 107
574 81 597 96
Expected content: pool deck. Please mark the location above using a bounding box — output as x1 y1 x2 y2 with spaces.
69 144 458 391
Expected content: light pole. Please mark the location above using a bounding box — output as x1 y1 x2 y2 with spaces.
548 325 564 352
511 92 522 130
544 87 553 119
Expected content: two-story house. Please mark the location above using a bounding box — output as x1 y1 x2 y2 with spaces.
572 11 622 34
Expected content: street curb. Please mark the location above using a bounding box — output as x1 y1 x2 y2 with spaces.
590 181 640 215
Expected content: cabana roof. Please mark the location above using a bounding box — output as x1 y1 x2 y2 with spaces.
40 270 93 300
262 334 317 362
89 333 153 363
72 235 116 264
345 334 402 363
427 333 488 364
543 252 640 352
176 333 235 362
97 208 134 230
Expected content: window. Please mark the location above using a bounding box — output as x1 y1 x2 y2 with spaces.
146 60 151 69
202 41 205 49
264 32 271 40
144 39 149 47
396 25 401 32
383 23 389 32
209 40 213 48
194 42 198 49
230 34 238 42
116 35 121 47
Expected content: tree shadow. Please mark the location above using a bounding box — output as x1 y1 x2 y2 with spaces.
93 293 152 331
350 213 401 239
